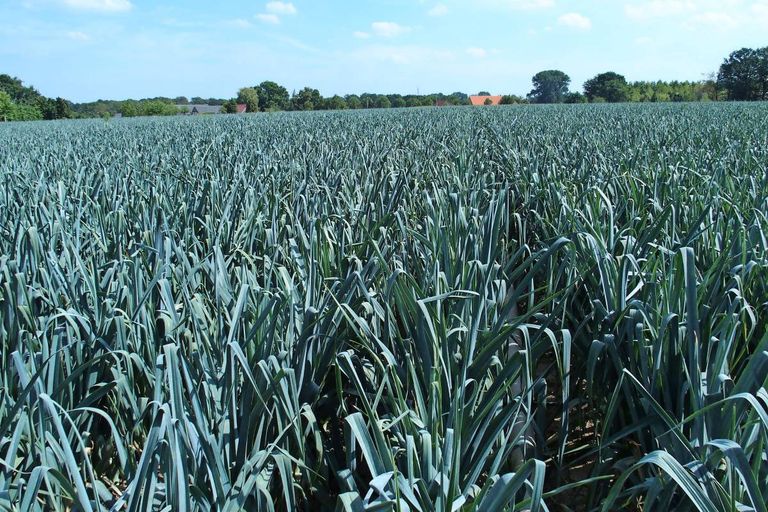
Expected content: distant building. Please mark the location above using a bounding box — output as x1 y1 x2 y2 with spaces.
435 99 448 107
236 103 247 114
177 104 222 115
469 95 502 106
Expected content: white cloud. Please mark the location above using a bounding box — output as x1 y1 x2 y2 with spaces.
624 1 695 21
371 21 411 37
265 1 297 15
686 11 738 29
625 1 756 30
479 0 555 9
466 46 488 57
66 30 90 40
353 31 371 39
256 13 280 24
557 12 592 30
428 4 449 16
60 0 132 12
227 18 252 28
351 45 453 65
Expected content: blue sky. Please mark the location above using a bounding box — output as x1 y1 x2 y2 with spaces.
2 0 767 102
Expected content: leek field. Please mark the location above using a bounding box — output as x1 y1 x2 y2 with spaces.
1 103 767 511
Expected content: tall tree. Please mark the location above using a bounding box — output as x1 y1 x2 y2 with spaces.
325 95 348 110
236 87 259 113
55 97 73 119
528 70 571 104
345 95 362 109
374 95 391 108
292 87 322 111
584 72 630 103
255 81 290 111
718 47 768 101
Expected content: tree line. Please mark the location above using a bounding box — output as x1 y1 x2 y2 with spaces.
526 70 719 104
526 46 766 104
218 82 470 114
0 74 73 121
1 45 767 121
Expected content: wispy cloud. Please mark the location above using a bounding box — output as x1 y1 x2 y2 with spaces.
60 0 133 12
685 11 738 29
265 1 297 15
66 30 90 40
349 45 453 65
557 12 592 30
255 1 296 25
428 4 449 16
226 18 252 29
624 1 695 21
478 0 555 10
275 36 322 54
256 13 280 24
371 21 411 37
466 46 488 58
624 1 758 30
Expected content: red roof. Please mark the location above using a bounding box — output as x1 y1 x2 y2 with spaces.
236 103 247 113
469 95 502 106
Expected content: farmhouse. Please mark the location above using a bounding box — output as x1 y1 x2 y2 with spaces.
178 104 222 115
236 103 247 114
469 95 502 106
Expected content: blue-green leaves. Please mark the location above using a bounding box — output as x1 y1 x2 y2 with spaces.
1 103 767 510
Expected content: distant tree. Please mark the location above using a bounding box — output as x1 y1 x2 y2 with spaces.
0 91 12 121
718 47 768 101
0 74 40 104
374 95 391 108
122 101 137 117
406 96 422 107
584 72 629 102
450 91 469 105
699 72 720 101
391 96 407 108
174 96 189 105
236 87 259 113
292 87 322 111
419 95 435 106
55 97 73 119
477 91 491 96
11 103 43 121
484 98 493 105
528 70 571 103
359 93 377 108
564 92 587 104
255 81 290 111
221 100 238 113
37 97 57 120
499 94 526 104
326 95 348 110
142 100 180 116
345 94 362 109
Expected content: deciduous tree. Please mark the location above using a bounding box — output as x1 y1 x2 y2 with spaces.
584 72 629 103
528 70 571 103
